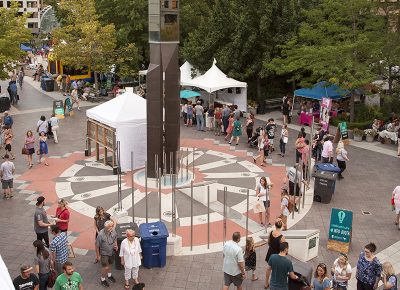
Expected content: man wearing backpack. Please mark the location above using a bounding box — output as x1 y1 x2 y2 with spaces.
3 111 13 128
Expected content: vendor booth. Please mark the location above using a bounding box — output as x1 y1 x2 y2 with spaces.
183 59 248 111
294 82 349 125
86 88 147 172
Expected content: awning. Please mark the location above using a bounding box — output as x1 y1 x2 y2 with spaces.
294 81 350 100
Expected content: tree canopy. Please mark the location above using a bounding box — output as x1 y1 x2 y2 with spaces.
0 3 31 80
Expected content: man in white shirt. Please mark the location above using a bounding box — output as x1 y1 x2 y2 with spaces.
223 232 245 290
194 101 205 131
1 154 15 199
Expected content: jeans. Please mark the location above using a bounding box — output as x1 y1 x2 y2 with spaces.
36 231 49 247
279 139 286 155
222 116 229 133
38 272 50 290
196 114 204 131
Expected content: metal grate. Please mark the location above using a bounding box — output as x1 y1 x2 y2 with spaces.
362 211 371 215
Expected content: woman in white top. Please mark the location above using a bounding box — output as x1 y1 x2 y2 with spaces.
392 186 400 230
336 141 349 179
331 252 352 290
119 229 142 289
255 177 272 227
49 114 60 144
280 188 290 231
279 124 289 157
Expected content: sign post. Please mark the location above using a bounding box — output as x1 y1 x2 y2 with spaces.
327 208 353 253
339 122 349 145
53 100 65 119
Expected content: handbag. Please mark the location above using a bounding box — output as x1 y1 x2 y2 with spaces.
47 270 57 287
253 199 265 213
283 137 288 144
21 147 28 155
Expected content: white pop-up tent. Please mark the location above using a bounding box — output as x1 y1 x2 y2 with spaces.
183 59 248 111
0 255 13 290
86 88 147 171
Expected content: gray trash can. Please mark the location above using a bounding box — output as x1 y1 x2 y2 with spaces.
313 170 337 203
289 260 313 290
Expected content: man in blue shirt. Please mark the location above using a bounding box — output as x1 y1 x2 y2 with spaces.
265 242 298 290
49 225 69 276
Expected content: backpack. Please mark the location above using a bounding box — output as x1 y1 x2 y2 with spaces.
283 196 295 213
4 116 13 126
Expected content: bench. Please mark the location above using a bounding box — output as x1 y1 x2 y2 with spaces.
265 98 282 112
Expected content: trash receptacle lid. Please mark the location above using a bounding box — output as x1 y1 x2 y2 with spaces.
314 163 341 173
139 221 169 240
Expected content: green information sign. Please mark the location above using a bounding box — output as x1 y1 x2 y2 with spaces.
339 122 348 140
329 208 353 243
53 100 64 118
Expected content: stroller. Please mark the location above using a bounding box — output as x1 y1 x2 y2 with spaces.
249 126 263 148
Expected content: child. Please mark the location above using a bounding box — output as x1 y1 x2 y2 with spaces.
244 237 266 281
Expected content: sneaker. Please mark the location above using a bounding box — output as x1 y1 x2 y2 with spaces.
108 276 116 283
101 280 110 287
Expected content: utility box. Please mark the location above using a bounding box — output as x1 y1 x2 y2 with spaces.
284 229 320 262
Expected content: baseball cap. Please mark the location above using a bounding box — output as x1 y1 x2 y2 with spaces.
36 196 45 206
20 265 32 273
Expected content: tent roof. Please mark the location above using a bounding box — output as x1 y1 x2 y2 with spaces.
20 44 32 52
184 59 247 93
86 89 146 128
294 81 349 100
180 61 199 86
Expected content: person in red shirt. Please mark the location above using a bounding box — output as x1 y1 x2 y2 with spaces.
53 199 70 232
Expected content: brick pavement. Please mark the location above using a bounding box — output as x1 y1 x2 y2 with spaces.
1 80 400 289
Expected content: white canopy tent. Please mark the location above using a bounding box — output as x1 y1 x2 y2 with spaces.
0 255 13 290
86 88 147 172
180 61 200 86
183 59 248 111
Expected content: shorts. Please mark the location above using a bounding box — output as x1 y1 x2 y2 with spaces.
100 255 113 267
187 113 193 119
124 266 139 280
5 144 11 151
2 179 13 189
224 272 243 287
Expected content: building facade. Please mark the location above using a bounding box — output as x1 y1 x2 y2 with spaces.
0 0 43 34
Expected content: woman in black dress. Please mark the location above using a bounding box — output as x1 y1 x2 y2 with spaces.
265 219 286 263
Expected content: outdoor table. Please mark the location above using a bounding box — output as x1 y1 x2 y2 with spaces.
299 112 313 125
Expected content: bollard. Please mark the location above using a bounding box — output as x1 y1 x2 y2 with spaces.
172 174 176 237
207 185 210 249
159 168 162 221
186 148 189 181
223 186 227 245
192 147 195 180
246 189 249 238
145 161 148 223
190 180 194 251
292 164 298 220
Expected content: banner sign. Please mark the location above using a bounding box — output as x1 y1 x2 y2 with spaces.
320 97 332 132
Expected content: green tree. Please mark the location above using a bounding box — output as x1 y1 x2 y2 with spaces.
0 2 31 79
270 0 385 121
182 0 301 101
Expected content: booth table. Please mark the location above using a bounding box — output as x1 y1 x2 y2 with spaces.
299 112 319 125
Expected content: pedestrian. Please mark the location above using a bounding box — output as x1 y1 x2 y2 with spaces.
245 113 254 143
336 140 349 179
300 127 306 138
222 232 245 290
244 237 265 281
13 265 39 290
3 126 15 159
302 139 310 180
54 261 83 290
321 135 334 163
1 154 15 199
65 75 71 93
70 88 81 111
38 131 49 166
52 199 70 233
313 126 325 161
282 97 290 125
214 107 222 135
34 196 51 247
8 80 18 105
33 240 52 290
24 130 35 168
96 220 118 287
265 242 298 290
194 101 204 131
255 176 272 227
265 118 277 152
36 116 48 135
186 101 193 126
287 165 302 206
94 206 117 263
295 132 305 164
381 262 397 290
233 105 241 119
392 186 400 230
207 104 214 131
49 225 68 276
18 68 24 90
120 229 142 289
265 219 286 263
225 113 234 141
312 263 331 290
182 102 188 124
222 105 231 135
287 98 293 124
280 189 291 231
279 124 288 157
331 252 352 290
356 242 382 290
253 129 269 167
229 117 242 145
49 114 60 143
3 111 13 128
56 74 62 92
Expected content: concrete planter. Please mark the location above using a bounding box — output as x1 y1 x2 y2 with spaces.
366 135 374 142
353 135 363 142
347 130 354 139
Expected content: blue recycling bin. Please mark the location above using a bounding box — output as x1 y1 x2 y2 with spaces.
139 221 169 268
314 163 341 173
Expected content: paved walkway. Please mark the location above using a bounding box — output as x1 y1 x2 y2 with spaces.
0 78 400 289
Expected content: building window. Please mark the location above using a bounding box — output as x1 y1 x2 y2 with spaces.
28 22 38 28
